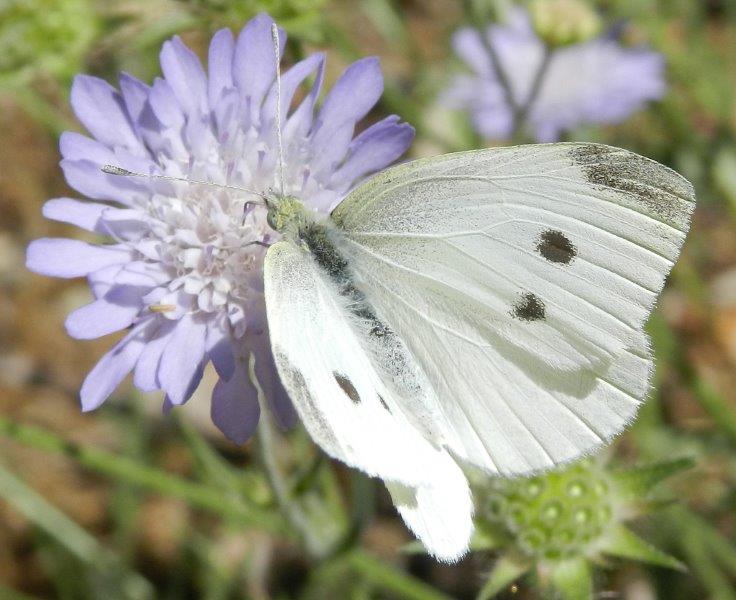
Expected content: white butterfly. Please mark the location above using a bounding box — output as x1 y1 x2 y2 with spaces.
262 142 694 561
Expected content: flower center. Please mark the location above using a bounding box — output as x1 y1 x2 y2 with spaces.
146 184 272 314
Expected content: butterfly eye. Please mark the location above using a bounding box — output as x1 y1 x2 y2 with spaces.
512 292 546 322
537 229 577 265
334 373 361 404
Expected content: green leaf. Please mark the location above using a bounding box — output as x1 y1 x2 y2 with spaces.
348 551 455 600
611 457 695 498
548 558 593 600
477 555 530 600
602 525 686 571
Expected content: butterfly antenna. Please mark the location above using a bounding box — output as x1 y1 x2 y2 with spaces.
271 22 286 198
100 164 268 202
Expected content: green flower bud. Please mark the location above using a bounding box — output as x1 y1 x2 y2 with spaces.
474 457 691 599
479 458 614 559
529 0 602 47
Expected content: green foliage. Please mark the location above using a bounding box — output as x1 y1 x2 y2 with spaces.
0 0 99 86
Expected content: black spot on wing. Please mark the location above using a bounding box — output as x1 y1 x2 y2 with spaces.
537 229 576 264
334 373 361 404
377 394 391 413
512 292 546 322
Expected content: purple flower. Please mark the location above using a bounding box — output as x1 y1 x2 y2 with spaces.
26 13 414 444
441 8 666 142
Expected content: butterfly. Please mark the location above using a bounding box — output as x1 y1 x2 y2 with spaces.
261 142 694 561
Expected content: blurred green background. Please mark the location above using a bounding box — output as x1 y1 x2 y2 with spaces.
2 0 736 598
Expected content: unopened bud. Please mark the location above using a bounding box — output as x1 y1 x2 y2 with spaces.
530 0 602 47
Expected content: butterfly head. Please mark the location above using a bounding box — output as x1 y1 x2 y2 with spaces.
265 193 308 237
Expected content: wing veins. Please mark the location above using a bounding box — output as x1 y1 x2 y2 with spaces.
342 237 610 360
368 268 609 462
441 237 637 338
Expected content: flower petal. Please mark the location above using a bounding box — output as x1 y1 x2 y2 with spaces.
65 299 139 340
59 133 151 204
42 198 108 232
452 28 492 75
251 330 296 429
208 28 235 107
119 72 151 127
80 323 151 411
261 52 325 129
206 322 235 381
88 262 167 300
158 315 207 405
65 289 142 339
211 365 260 445
284 53 325 140
160 36 208 117
314 57 383 132
27 239 131 278
71 75 142 152
233 14 285 111
133 319 176 392
330 116 414 194
309 57 384 173
149 77 185 128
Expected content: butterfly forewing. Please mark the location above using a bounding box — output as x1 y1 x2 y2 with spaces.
263 239 473 561
331 143 694 476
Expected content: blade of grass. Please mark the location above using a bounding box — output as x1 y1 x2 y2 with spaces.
680 533 736 600
174 413 251 492
347 550 454 600
0 459 154 600
110 406 151 564
0 583 46 600
691 376 736 446
0 416 285 534
675 508 736 576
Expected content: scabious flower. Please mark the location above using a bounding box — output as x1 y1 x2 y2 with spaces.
473 457 689 599
26 13 414 443
441 7 666 142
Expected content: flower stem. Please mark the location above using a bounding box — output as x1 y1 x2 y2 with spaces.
463 1 554 143
0 415 285 534
254 407 329 558
512 47 554 140
472 20 520 117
